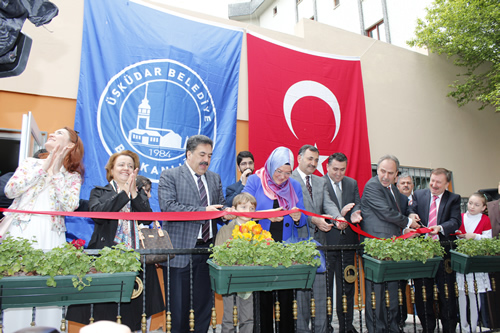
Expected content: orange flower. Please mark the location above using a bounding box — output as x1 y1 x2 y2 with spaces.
252 224 263 235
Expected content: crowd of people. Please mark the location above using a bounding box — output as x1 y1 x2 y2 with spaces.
1 130 500 333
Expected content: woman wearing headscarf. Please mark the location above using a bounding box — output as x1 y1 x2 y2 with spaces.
243 146 307 333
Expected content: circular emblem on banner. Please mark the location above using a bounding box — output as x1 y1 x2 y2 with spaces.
97 59 217 182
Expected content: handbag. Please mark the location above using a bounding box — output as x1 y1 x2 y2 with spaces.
0 214 14 240
137 221 175 264
286 225 327 273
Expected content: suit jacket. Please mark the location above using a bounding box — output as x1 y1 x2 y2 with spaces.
87 183 152 249
408 189 461 241
158 163 226 268
361 176 408 239
225 180 244 207
324 175 361 245
291 170 341 244
487 199 500 238
242 174 307 241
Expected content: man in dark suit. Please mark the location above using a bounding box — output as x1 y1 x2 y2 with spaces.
408 168 461 333
324 152 362 333
158 135 226 333
361 155 418 332
225 151 254 206
291 145 341 333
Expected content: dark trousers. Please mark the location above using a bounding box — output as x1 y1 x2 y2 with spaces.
258 290 294 333
164 244 212 333
365 280 400 333
414 261 458 333
327 250 357 332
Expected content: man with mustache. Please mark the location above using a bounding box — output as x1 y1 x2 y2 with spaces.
397 172 414 205
361 155 419 332
158 134 226 333
291 145 342 333
225 151 255 206
408 168 461 333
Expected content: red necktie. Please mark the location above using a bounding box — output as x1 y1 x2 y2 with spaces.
428 195 438 240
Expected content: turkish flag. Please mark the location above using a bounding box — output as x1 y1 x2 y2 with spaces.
247 33 372 191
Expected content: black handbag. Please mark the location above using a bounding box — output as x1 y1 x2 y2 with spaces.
137 221 175 264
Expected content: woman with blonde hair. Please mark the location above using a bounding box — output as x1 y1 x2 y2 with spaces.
66 150 163 332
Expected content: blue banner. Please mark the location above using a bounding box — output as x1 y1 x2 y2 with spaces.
69 0 242 243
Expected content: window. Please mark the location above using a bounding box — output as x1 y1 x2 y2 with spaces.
366 21 386 42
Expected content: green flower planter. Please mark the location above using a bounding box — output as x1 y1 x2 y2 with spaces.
207 259 317 294
450 249 500 274
0 272 138 309
363 255 442 283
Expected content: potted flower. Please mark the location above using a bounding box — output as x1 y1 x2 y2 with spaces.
208 221 321 294
362 236 445 283
450 238 500 274
0 236 141 309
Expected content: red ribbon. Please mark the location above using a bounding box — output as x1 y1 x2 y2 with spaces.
0 207 433 240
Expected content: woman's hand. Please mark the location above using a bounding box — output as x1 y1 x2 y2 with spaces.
289 207 301 224
127 168 139 198
43 144 70 175
269 216 284 223
52 146 71 174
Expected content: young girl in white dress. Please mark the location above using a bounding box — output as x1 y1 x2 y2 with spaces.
456 192 492 333
3 127 84 333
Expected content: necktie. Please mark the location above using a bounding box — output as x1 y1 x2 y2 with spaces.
386 186 400 212
428 195 438 240
305 175 313 199
196 174 210 242
335 182 342 209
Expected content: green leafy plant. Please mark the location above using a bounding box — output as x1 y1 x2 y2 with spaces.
454 238 500 257
0 237 141 290
36 243 93 290
94 243 141 273
362 237 445 263
0 237 45 276
210 221 320 268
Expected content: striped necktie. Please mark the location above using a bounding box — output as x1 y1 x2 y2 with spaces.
196 174 210 242
428 195 438 240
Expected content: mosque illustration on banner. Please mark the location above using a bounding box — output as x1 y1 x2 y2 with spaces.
128 84 187 151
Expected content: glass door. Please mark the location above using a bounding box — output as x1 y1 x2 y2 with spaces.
18 111 46 165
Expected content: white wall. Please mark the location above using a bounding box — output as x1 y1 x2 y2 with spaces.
259 0 297 34
1 0 499 195
317 0 361 35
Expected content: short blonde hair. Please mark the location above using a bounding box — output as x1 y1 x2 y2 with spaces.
232 192 257 208
105 150 140 182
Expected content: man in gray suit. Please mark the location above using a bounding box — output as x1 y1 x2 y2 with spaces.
291 145 342 333
158 135 226 333
361 155 418 333
324 152 362 333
